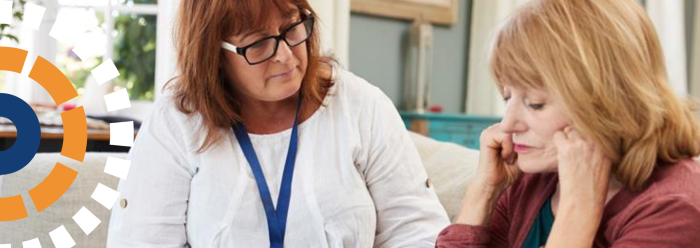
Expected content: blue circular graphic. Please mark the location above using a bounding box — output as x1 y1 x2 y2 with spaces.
0 93 41 175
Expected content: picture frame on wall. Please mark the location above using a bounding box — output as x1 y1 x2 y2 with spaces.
350 0 460 25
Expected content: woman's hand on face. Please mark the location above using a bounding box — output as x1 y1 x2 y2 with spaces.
455 123 522 225
553 127 612 210
475 123 522 193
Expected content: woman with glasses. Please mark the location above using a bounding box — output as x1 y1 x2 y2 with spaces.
106 0 449 247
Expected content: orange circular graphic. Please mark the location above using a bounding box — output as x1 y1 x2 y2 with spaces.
0 46 87 222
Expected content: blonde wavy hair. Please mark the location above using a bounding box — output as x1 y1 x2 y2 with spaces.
490 0 700 190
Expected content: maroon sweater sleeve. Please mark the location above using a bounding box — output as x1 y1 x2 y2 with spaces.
437 160 700 247
436 187 512 248
608 195 700 248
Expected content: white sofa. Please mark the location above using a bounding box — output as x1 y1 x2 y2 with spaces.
0 133 480 247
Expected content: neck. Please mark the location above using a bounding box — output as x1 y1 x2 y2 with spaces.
237 63 333 135
239 94 300 134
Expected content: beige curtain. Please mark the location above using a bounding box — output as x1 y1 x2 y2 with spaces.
646 0 688 95
308 0 351 67
465 0 531 116
691 1 700 98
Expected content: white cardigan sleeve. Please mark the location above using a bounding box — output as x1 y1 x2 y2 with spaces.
355 85 451 248
107 98 196 248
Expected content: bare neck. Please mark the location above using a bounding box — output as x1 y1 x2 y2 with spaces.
237 64 333 135
239 94 301 135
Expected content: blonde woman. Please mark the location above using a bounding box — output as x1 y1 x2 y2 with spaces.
437 0 700 247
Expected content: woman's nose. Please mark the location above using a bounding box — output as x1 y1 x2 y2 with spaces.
499 103 526 134
271 40 294 63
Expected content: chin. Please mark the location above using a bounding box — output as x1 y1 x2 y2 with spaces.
266 75 303 98
268 83 302 102
516 157 557 174
283 82 303 98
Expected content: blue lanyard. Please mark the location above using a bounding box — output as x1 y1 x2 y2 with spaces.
233 97 301 248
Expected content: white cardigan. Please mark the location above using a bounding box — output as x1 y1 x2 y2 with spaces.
106 68 450 248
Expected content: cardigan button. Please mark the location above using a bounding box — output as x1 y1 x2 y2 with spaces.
426 178 433 188
119 198 128 209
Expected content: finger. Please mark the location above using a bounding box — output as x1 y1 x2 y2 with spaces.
484 125 509 150
501 134 517 165
552 131 568 146
481 124 503 149
564 126 573 134
567 128 582 141
480 124 511 166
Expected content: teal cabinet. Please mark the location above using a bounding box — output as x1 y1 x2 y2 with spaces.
401 112 501 150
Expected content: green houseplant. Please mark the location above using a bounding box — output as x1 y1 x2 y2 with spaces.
0 0 25 89
0 0 26 43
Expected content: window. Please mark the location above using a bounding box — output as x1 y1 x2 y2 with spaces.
57 0 158 101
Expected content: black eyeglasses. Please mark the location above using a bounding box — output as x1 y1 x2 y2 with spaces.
221 11 315 65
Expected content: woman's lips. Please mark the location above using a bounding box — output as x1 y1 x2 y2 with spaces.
270 69 293 79
513 144 533 153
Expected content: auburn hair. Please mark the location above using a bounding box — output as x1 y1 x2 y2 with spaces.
169 0 333 152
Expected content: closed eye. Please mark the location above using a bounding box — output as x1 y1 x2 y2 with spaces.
529 103 545 110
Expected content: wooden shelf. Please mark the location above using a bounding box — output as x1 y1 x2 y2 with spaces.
351 0 459 25
0 125 136 141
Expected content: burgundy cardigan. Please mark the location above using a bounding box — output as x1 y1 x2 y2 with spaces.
436 159 700 248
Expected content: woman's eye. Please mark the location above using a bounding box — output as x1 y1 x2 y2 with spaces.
529 103 545 110
503 96 511 102
250 41 266 48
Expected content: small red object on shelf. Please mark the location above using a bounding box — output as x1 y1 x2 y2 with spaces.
62 103 77 111
429 105 443 113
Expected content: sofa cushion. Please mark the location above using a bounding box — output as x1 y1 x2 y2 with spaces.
409 132 480 222
0 153 126 247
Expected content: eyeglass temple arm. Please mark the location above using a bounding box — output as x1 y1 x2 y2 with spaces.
221 42 239 53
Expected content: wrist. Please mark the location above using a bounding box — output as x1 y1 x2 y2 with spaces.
547 203 603 247
557 199 604 221
455 182 504 225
